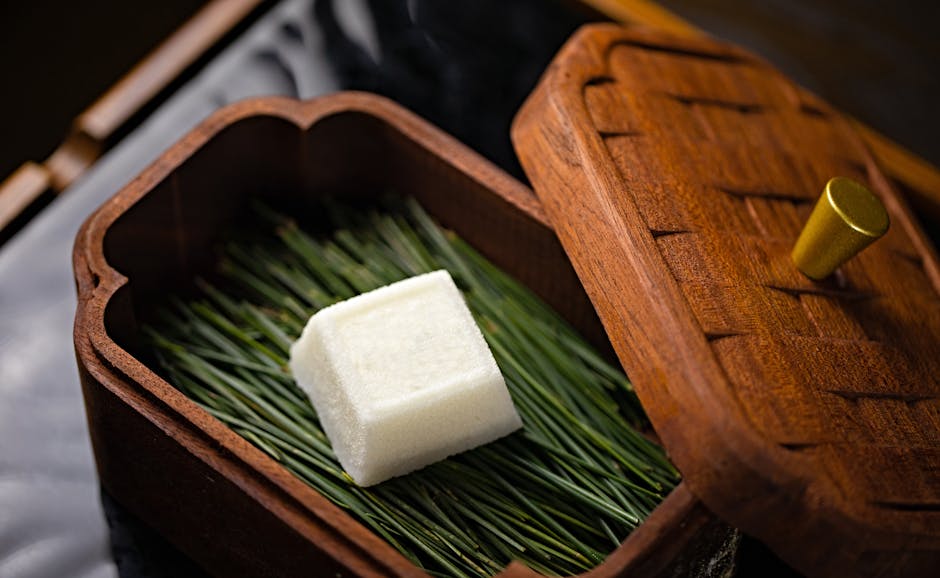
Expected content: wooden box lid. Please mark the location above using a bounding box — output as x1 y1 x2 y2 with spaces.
512 23 940 577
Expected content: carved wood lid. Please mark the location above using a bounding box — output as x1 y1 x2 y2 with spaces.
512 24 940 577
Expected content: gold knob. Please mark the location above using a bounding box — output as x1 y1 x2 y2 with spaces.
791 177 889 280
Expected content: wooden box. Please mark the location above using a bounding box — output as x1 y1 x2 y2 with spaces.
74 24 940 578
73 92 731 577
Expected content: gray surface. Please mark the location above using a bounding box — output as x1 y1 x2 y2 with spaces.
0 1 375 575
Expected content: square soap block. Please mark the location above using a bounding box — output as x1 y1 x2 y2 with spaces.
289 270 522 486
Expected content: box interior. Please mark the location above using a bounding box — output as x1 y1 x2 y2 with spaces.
100 109 612 381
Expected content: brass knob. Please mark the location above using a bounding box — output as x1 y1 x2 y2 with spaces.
792 177 889 280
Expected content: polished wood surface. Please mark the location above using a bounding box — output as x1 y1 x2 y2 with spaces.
73 92 730 577
513 24 940 578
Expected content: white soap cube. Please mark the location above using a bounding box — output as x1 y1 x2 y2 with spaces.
289 270 522 486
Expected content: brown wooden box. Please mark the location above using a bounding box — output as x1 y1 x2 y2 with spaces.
73 92 733 577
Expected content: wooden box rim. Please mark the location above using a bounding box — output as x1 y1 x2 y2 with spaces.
73 91 721 578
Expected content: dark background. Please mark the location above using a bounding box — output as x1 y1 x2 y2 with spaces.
1 0 939 186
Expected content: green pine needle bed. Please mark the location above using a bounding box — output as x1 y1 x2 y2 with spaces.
146 197 678 577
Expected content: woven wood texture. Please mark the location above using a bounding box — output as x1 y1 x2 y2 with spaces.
513 24 940 577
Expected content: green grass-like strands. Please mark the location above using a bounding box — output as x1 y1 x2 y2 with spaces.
147 197 678 577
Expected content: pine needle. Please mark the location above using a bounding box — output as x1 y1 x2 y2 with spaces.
146 197 678 577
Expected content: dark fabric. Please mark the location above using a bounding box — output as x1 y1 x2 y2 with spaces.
314 0 590 179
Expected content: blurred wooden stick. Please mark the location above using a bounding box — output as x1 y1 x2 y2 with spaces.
0 163 51 237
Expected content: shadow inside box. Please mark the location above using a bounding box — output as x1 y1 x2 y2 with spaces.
734 535 804 578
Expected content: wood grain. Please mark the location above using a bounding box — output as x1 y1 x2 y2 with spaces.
513 23 940 578
73 92 732 577
577 0 940 223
